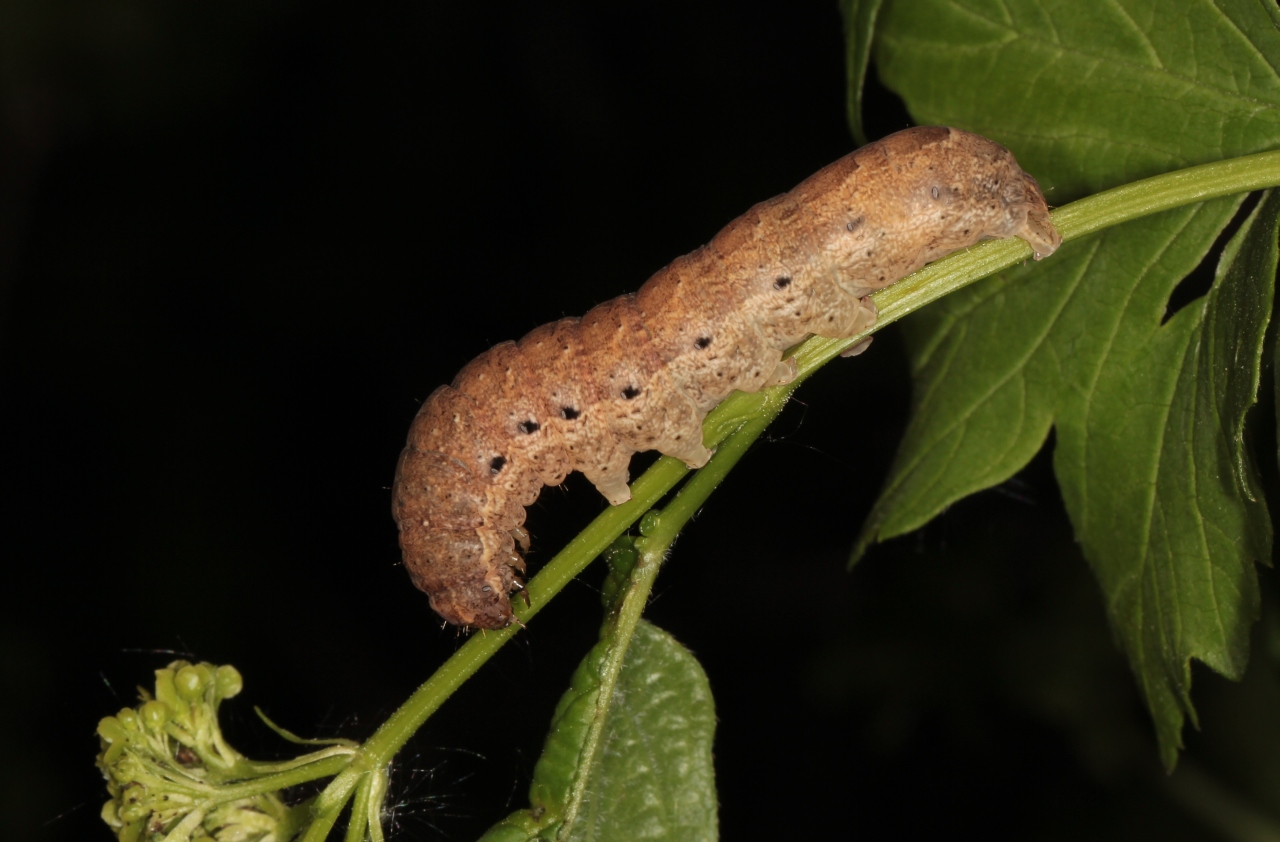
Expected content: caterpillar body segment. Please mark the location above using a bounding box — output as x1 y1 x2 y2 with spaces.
392 126 1062 628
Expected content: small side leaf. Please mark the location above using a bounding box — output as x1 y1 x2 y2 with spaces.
563 620 718 841
481 538 718 842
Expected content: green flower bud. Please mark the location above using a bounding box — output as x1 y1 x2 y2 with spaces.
214 665 243 700
101 801 146 842
99 799 122 828
116 709 140 731
175 664 208 701
98 716 128 744
141 700 170 731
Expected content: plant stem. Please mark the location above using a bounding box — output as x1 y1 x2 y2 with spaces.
301 147 1280 840
343 774 369 842
200 753 350 802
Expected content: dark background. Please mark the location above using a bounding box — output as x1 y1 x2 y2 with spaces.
6 2 1280 840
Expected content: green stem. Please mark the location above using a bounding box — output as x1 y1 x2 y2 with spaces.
365 770 389 842
343 773 373 842
303 148 1280 840
199 753 350 803
246 745 356 776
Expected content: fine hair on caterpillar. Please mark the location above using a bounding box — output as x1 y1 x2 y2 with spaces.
392 126 1062 629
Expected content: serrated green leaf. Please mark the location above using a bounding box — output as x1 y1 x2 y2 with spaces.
873 0 1280 200
849 0 1280 768
839 0 885 146
855 189 1276 767
855 198 1247 558
481 620 718 841
1059 189 1277 769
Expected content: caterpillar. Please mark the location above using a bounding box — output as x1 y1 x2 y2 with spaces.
392 126 1061 629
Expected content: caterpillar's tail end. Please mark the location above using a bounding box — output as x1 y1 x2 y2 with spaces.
1017 172 1062 261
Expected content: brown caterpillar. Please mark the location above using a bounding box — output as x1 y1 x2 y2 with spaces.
392 126 1061 628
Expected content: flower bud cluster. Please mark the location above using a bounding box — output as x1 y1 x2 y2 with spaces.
96 661 291 842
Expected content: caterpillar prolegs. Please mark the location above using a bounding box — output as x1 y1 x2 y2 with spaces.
392 126 1062 628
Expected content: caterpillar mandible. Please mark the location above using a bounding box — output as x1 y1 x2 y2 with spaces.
392 126 1061 629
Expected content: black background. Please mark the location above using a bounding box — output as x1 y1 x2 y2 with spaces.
6 2 1277 840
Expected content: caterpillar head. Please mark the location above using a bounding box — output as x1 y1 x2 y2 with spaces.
1008 170 1061 260
426 572 515 629
399 525 523 629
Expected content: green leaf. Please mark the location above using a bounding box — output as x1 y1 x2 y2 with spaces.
855 189 1277 767
563 621 718 841
1061 189 1277 769
481 537 718 842
873 0 1280 200
839 0 886 146
481 620 718 842
849 0 1280 767
856 197 1244 557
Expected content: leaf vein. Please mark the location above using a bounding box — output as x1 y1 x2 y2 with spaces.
1078 211 1202 529
938 4 1280 115
1207 0 1280 88
1107 0 1165 69
881 250 1090 502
